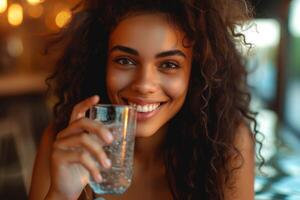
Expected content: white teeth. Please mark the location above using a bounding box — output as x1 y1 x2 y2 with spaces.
137 105 142 111
128 102 160 112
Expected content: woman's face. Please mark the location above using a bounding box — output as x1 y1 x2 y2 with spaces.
106 13 192 137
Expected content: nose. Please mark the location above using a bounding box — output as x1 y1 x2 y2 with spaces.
130 65 159 95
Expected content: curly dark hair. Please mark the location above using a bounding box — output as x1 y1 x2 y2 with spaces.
46 0 263 199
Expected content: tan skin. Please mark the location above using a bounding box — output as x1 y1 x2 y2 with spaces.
29 13 254 200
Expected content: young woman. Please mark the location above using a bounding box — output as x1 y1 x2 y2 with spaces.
30 0 262 199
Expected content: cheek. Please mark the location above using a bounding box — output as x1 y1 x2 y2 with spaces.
162 75 189 99
106 68 132 99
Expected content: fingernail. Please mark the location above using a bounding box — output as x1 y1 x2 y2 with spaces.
92 95 99 102
96 173 102 183
106 132 114 143
104 158 111 168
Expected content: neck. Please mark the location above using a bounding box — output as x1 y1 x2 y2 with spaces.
134 124 168 171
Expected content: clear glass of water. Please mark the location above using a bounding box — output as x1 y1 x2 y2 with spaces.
88 104 137 199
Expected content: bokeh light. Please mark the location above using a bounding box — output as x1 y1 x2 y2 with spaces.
289 0 300 37
55 10 71 28
238 19 280 48
26 4 44 18
0 0 8 14
26 0 44 6
6 36 24 57
8 4 23 26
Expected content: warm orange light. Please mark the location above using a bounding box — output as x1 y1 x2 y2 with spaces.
55 10 71 28
7 36 24 57
0 0 8 13
27 4 44 18
44 13 55 31
8 4 23 26
26 0 44 6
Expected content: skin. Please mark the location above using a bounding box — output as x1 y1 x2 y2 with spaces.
101 13 192 199
29 13 254 200
106 13 192 169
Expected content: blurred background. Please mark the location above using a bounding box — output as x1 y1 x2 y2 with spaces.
0 0 299 199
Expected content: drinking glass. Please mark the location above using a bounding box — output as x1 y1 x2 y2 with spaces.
88 104 137 200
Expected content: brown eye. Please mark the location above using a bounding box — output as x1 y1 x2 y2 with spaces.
114 57 135 66
160 61 180 70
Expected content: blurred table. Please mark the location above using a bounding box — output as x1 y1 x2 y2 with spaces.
0 73 49 96
0 72 50 197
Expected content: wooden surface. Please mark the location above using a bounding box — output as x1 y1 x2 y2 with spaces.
0 73 49 96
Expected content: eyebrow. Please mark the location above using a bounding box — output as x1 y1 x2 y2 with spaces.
110 45 187 58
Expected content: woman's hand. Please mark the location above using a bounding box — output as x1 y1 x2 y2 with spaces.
46 95 113 200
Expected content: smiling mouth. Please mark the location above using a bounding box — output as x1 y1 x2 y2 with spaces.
122 98 166 113
128 102 160 112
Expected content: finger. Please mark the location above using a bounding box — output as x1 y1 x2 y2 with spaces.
69 95 100 123
52 149 103 183
54 133 112 169
57 118 114 144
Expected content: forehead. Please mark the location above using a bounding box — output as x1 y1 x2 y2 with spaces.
108 13 191 53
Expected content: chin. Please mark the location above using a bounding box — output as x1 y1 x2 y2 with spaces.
135 129 156 138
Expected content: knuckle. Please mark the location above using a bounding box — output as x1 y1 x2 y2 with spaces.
97 147 105 157
94 144 103 153
97 125 107 135
74 117 83 124
73 104 80 113
79 151 88 162
92 169 99 177
79 133 90 143
93 125 103 134
77 117 88 125
95 148 104 160
71 118 86 129
99 154 107 164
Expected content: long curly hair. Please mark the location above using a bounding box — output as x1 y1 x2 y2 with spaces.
46 0 263 199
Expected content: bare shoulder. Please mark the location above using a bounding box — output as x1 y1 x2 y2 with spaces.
235 123 255 152
224 123 255 200
29 124 56 200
